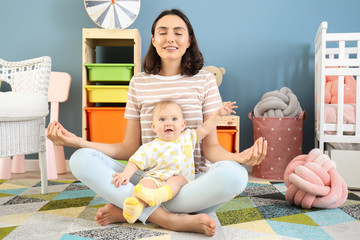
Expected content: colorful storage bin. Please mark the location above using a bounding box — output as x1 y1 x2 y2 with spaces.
84 85 128 103
85 63 134 82
85 107 127 143
217 128 238 153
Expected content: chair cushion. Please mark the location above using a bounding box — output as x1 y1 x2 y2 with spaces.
0 92 49 121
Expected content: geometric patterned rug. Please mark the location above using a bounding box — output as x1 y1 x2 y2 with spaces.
216 182 360 240
1 179 360 240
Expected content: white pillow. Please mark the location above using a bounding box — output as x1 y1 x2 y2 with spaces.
0 92 49 121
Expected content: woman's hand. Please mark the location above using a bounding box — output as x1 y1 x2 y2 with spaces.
112 172 130 187
218 101 237 117
46 121 82 148
233 137 267 166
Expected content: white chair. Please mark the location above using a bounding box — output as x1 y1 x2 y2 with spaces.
0 56 51 194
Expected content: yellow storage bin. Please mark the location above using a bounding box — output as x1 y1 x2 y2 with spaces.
85 85 129 103
85 63 134 82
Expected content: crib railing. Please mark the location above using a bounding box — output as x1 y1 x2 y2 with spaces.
315 22 360 151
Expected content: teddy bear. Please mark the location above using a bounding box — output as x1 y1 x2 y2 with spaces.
202 65 226 87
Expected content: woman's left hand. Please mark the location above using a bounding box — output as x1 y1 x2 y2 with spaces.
218 101 237 117
233 137 267 166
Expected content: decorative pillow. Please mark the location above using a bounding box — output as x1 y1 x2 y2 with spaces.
284 148 348 209
0 92 48 121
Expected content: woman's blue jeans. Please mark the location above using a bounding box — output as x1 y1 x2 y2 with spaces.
69 148 248 224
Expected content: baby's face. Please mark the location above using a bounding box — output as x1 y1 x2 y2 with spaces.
151 103 185 141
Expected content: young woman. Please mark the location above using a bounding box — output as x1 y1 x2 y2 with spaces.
47 9 267 237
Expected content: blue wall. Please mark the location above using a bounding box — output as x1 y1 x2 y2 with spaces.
1 0 360 159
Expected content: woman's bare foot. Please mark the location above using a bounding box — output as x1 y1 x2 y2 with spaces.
95 204 216 236
95 203 127 226
149 208 216 237
173 213 216 237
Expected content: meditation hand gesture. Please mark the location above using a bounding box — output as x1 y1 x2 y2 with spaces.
234 137 267 166
218 101 238 117
46 121 81 148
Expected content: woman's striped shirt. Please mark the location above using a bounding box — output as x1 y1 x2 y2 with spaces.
124 69 222 173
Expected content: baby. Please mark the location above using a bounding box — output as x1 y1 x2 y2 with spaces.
112 100 237 223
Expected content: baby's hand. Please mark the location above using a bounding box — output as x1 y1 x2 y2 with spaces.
112 172 130 187
219 101 237 117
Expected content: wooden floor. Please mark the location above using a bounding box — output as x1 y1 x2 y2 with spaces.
10 171 77 180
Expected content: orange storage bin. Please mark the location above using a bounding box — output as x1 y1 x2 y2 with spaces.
217 128 237 153
85 107 127 143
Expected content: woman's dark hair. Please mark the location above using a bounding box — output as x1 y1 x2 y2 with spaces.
143 9 204 76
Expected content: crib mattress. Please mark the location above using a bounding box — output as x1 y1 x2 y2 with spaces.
324 104 356 124
322 104 359 150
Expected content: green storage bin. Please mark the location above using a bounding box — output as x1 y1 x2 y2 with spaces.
85 63 134 82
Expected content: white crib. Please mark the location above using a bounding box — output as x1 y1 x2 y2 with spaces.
314 21 360 189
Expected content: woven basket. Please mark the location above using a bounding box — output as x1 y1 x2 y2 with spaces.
249 111 306 180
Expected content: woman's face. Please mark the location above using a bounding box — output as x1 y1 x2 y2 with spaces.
152 15 191 63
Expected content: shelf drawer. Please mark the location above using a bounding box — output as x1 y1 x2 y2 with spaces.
217 128 238 153
85 85 128 103
85 107 127 143
85 63 134 82
331 149 360 189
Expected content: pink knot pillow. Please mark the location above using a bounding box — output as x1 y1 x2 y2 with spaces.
284 148 348 209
